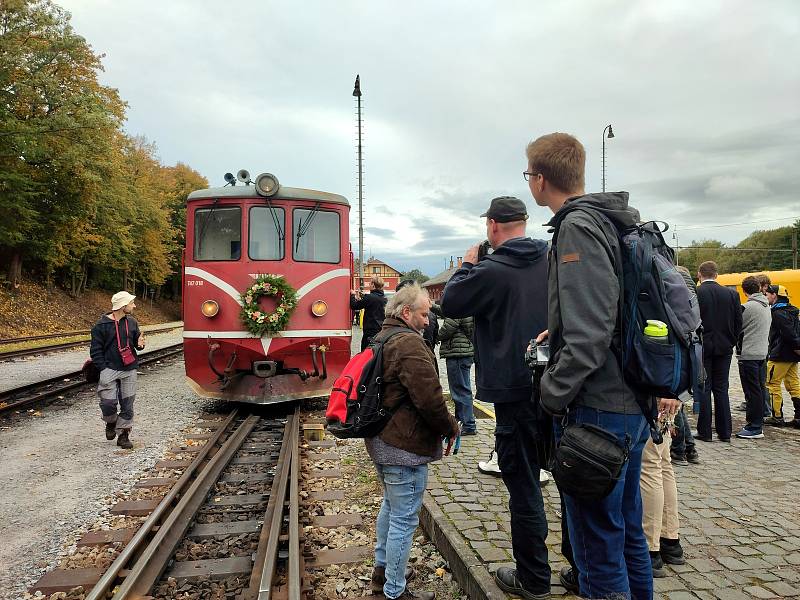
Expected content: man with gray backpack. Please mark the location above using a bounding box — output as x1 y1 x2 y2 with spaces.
527 132 700 599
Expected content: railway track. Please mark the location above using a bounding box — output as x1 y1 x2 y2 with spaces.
0 323 183 360
30 407 303 599
0 343 184 416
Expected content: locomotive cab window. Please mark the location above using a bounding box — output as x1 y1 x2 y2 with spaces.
249 206 285 260
194 206 241 261
292 208 340 263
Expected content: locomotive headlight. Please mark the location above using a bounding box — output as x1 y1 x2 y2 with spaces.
201 300 219 317
311 300 328 317
254 172 280 197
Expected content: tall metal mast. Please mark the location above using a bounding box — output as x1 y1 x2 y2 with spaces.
353 75 364 288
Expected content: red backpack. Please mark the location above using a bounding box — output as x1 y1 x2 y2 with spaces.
326 327 413 438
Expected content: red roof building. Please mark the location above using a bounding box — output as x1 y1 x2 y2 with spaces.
353 257 403 292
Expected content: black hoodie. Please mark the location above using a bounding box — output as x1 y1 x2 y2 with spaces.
350 289 387 334
541 192 646 416
440 236 548 404
89 314 142 371
768 301 800 363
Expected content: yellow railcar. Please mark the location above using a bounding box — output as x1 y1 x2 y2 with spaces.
715 269 800 303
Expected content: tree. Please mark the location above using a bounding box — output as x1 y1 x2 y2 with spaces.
401 268 429 284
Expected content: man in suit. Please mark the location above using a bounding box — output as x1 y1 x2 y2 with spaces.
696 260 743 442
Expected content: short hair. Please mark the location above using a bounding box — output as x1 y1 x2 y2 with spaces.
697 261 718 278
370 276 384 290
385 283 429 319
526 133 586 194
755 274 771 288
741 276 760 296
675 265 691 277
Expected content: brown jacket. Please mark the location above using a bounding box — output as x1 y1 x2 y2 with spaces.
377 317 459 457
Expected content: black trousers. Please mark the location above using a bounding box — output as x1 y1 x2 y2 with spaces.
360 329 379 352
697 353 733 440
494 400 550 593
738 359 766 431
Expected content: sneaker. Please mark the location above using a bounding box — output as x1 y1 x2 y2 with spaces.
105 422 117 440
539 470 551 486
650 551 666 578
494 567 549 599
685 450 700 464
737 402 748 411
558 566 579 593
735 428 764 439
790 419 800 429
659 538 686 565
670 451 689 466
478 451 502 476
764 417 786 427
116 430 133 449
461 429 477 436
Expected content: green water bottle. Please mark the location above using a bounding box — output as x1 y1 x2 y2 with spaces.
643 319 669 344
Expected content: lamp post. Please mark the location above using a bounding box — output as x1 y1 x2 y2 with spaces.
602 124 614 192
353 75 364 289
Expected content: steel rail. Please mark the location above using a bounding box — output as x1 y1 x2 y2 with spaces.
288 412 301 600
84 410 239 600
0 344 184 415
250 407 298 599
112 414 261 598
0 325 182 359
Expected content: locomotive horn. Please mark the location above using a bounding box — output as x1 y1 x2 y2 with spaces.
223 172 236 185
237 169 251 184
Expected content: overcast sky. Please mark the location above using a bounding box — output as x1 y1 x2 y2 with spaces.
60 0 799 276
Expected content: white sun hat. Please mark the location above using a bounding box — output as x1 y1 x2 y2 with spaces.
111 291 136 311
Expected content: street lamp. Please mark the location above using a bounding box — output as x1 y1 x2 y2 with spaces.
602 124 615 192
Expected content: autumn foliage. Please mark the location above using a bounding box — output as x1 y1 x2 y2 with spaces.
0 0 207 299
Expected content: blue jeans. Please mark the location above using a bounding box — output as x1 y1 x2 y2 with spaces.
374 463 428 598
670 407 695 456
446 357 476 432
559 407 653 600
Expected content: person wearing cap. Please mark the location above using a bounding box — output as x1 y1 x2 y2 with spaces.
89 291 146 449
764 284 800 428
440 195 552 599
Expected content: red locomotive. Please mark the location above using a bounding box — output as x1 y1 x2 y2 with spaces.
182 171 352 404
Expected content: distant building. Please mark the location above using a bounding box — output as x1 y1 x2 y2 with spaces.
353 257 403 292
422 257 463 302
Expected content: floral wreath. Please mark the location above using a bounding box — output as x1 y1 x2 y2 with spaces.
240 274 299 336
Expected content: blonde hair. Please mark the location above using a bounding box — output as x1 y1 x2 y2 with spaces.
370 275 384 290
526 132 586 194
385 283 429 318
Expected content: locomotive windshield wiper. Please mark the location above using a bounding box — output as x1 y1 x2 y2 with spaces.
295 201 322 252
196 199 219 254
264 197 284 246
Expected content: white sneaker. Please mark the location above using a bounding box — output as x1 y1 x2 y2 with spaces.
478 451 502 476
540 470 551 486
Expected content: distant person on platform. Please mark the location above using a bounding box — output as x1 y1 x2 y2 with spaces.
696 260 742 442
89 291 146 450
764 284 800 428
350 276 388 352
438 313 477 435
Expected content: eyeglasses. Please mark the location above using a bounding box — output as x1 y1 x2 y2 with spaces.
523 171 541 182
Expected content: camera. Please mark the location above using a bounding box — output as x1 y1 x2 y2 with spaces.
477 240 492 261
525 339 550 371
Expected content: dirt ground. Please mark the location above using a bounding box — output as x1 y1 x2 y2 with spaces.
0 280 181 338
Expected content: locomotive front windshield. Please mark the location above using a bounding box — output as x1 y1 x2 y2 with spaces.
194 207 241 261
249 206 285 260
293 208 340 263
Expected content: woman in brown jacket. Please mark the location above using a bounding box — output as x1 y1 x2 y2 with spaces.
366 283 459 600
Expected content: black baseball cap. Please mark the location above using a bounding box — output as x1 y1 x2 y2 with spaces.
480 196 528 222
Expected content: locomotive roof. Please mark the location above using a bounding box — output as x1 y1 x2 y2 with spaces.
187 185 349 206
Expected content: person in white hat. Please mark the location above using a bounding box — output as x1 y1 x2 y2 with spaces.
89 291 146 449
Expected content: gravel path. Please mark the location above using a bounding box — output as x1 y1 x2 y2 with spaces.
0 327 184 393
0 358 214 600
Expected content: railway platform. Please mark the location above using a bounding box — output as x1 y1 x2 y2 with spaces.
424 365 800 599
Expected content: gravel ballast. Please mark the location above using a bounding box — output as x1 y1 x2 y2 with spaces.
0 358 211 599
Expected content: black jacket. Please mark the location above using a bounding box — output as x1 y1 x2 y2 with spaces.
350 289 387 334
768 302 800 363
697 280 743 357
440 237 548 404
423 312 438 351
89 314 142 371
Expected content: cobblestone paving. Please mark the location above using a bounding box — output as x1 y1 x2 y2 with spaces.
428 359 800 598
